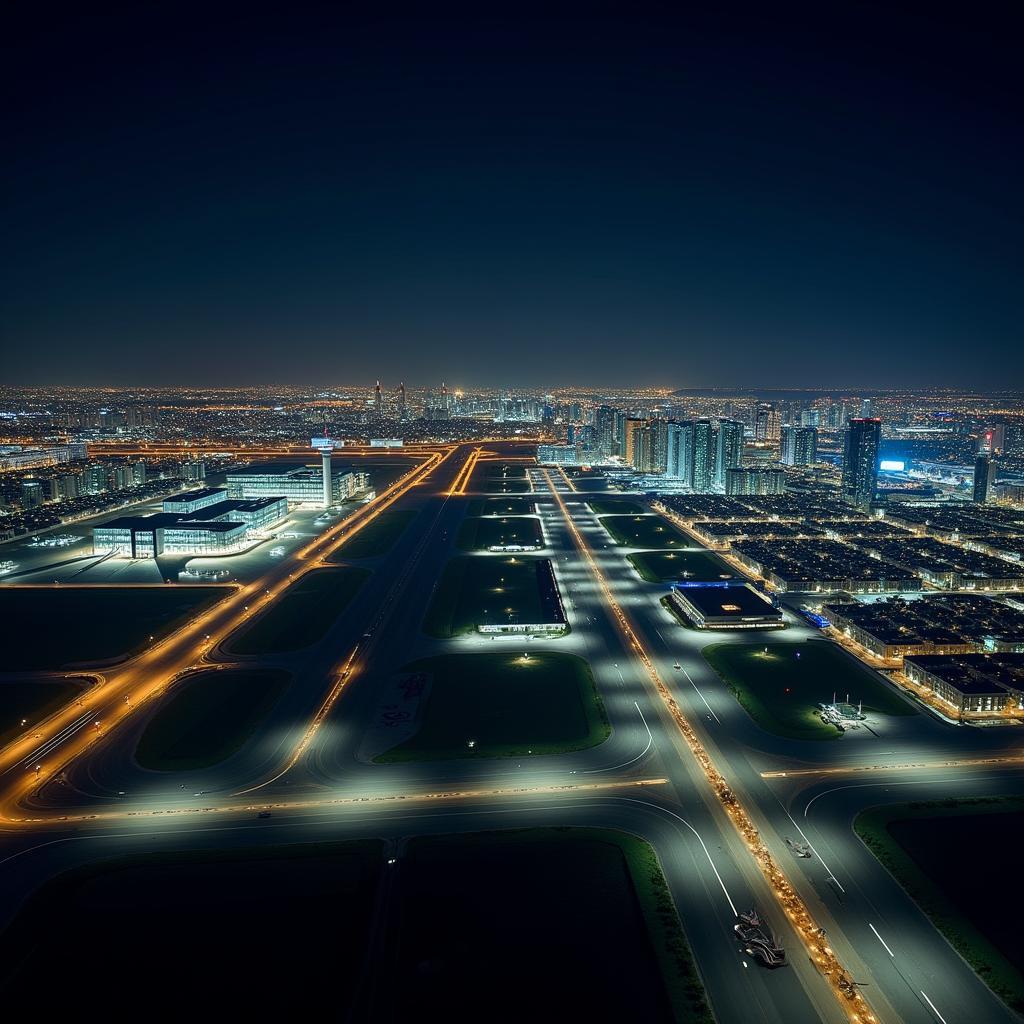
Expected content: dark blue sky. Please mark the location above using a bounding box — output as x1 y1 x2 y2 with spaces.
3 4 1020 388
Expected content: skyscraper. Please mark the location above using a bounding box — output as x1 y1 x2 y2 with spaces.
691 420 715 493
781 425 818 466
652 419 670 474
633 424 655 472
842 417 881 509
666 421 693 481
973 454 994 504
595 406 617 456
754 404 781 442
715 419 744 488
665 422 684 478
623 418 645 465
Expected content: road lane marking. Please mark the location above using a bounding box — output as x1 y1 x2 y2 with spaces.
679 665 720 724
621 797 737 917
763 753 1024 779
781 806 845 893
869 923 894 958
920 990 948 1023
581 702 653 774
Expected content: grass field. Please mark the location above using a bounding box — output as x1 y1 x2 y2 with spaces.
326 509 417 560
395 829 713 1023
570 474 610 491
0 840 384 1014
0 586 232 671
135 669 290 770
0 677 92 748
423 555 553 637
855 797 1024 1014
228 567 370 654
629 548 737 582
588 498 644 515
0 829 712 1020
466 497 535 516
457 515 543 551
600 514 689 548
479 462 527 478
483 478 532 493
374 652 608 761
702 640 915 740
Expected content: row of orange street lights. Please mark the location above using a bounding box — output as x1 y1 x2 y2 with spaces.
541 469 879 1024
0 446 456 821
447 447 494 496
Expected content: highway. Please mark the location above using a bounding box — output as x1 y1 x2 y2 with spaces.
0 444 1021 1022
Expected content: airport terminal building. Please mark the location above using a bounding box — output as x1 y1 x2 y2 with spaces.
226 467 369 505
93 490 289 557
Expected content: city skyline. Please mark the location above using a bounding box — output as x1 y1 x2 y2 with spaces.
2 5 1022 1020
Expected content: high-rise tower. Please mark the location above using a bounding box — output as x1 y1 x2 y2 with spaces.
715 419 744 487
691 420 715 492
973 454 994 504
841 418 881 509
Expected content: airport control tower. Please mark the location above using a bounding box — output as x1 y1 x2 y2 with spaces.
320 447 332 508
312 418 334 508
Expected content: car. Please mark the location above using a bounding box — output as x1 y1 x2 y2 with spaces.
257 810 272 819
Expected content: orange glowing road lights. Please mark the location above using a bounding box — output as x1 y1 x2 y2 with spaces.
541 469 878 1024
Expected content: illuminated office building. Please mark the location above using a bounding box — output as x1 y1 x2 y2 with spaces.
754 404 781 442
781 425 818 466
227 467 368 505
973 454 994 504
622 418 645 464
715 419 744 487
842 417 881 509
690 420 716 492
666 422 690 480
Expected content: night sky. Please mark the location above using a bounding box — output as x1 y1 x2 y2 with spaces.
3 5 1020 389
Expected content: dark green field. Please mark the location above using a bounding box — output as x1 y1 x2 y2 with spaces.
856 797 1024 1013
484 478 532 493
395 829 713 1024
228 567 370 654
135 669 290 770
0 840 384 1015
629 548 736 582
457 515 543 551
0 586 232 671
327 509 417 560
0 677 92 748
479 462 527 478
703 640 915 740
466 497 535 516
570 474 610 491
0 830 711 1021
600 514 688 548
588 498 644 515
375 652 608 761
423 555 553 637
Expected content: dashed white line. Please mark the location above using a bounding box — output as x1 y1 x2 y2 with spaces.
869 922 895 958
920 990 948 1023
